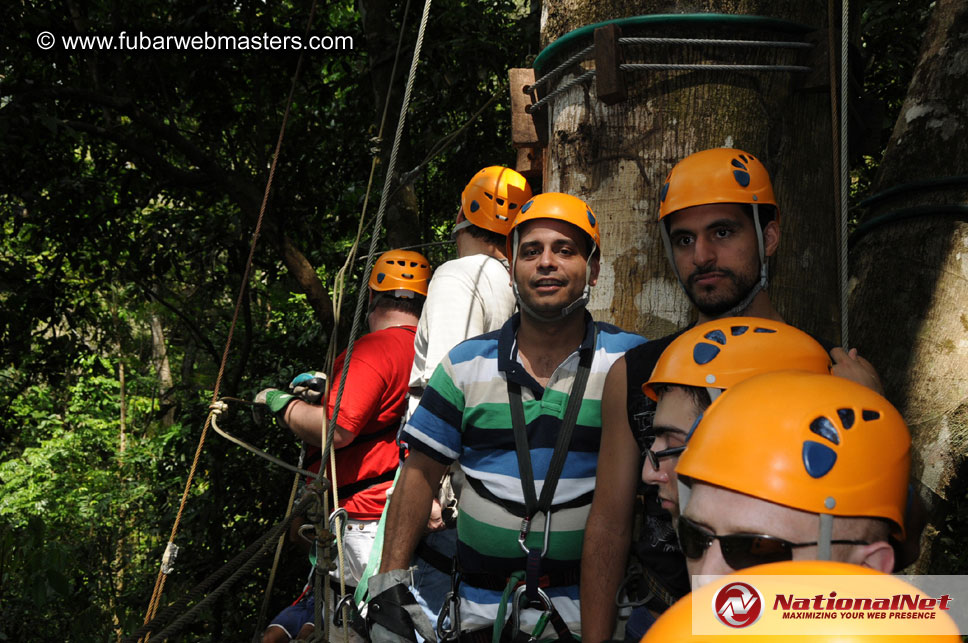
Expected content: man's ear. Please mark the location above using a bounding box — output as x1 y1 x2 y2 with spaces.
588 253 601 287
763 219 780 257
847 540 895 573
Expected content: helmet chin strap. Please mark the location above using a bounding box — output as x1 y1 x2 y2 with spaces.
510 228 596 322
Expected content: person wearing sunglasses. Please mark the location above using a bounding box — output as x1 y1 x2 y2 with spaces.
677 371 908 584
580 149 884 643
640 318 833 525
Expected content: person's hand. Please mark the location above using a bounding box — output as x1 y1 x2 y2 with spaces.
289 371 328 405
830 347 885 396
366 569 437 643
425 497 446 533
252 388 296 427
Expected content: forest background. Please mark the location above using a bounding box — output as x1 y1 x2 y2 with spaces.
0 0 957 640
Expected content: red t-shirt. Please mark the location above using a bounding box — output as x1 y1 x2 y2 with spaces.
306 326 415 519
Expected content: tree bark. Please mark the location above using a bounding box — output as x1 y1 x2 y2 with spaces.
540 1 839 340
848 0 968 571
149 311 175 428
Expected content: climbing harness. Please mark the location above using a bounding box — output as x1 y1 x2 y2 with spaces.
507 334 593 601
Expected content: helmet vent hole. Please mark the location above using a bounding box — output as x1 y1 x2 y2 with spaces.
730 325 749 336
837 409 855 429
809 416 840 445
802 440 838 479
739 154 749 163
731 159 747 169
484 192 494 200
753 327 776 334
703 329 727 345
732 169 751 187
509 203 518 210
692 342 721 365
496 198 505 206
402 272 414 279
862 410 881 421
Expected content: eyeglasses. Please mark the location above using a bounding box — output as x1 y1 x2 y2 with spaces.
676 515 870 571
645 445 686 471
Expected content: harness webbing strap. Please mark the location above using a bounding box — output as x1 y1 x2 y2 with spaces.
507 332 594 601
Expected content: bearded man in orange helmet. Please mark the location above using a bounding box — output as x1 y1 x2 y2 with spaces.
581 148 885 643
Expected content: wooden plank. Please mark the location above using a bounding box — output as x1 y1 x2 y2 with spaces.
594 24 626 106
515 146 543 180
510 68 540 147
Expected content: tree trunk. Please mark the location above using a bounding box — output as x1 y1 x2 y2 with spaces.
540 1 839 340
149 311 175 428
848 0 968 572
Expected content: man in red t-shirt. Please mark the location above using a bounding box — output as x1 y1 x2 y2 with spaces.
257 249 431 643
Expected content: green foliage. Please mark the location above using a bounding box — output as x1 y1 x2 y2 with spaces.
1 0 530 638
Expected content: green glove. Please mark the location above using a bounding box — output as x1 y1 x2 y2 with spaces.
252 388 296 427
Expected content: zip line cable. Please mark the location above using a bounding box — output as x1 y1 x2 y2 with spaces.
136 1 321 638
311 0 434 635
254 0 418 637
839 0 850 349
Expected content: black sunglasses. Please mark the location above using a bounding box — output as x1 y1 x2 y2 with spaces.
676 515 869 571
645 445 686 471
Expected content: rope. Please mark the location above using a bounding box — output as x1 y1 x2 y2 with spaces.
253 446 307 640
209 402 317 477
618 36 813 49
125 493 318 642
138 1 320 635
322 0 433 470
393 88 505 195
313 0 431 639
839 0 850 348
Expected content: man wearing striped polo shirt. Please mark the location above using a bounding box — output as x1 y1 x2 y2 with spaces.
366 193 645 643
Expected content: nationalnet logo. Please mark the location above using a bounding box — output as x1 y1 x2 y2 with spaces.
694 574 965 636
712 581 764 628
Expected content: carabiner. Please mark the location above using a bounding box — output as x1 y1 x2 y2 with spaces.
333 593 356 627
329 507 348 542
517 513 551 558
510 584 554 636
436 591 461 642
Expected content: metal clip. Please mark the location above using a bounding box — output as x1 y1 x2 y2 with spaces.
333 594 356 627
510 584 553 636
329 507 349 543
161 542 179 575
436 591 461 642
517 513 551 558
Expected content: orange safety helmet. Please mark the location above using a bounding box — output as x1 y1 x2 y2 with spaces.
368 249 432 297
677 371 910 538
643 318 831 401
505 192 601 260
506 192 601 321
657 148 779 317
459 166 533 237
641 560 960 642
658 148 779 222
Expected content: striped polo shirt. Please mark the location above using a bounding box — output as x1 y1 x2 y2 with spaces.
402 312 646 633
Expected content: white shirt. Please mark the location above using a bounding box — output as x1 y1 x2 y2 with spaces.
407 254 515 418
